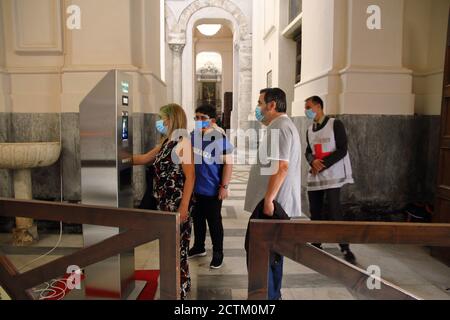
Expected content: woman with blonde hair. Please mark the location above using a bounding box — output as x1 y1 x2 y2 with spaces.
133 103 195 299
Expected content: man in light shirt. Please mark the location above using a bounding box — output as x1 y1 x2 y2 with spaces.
245 88 302 300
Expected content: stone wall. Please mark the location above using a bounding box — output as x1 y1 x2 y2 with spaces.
1 112 161 203
289 115 440 218
0 112 11 198
0 112 160 233
0 112 440 227
60 113 81 202
5 113 62 200
243 114 439 219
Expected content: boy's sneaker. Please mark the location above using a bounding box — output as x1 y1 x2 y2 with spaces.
188 247 206 259
210 252 224 269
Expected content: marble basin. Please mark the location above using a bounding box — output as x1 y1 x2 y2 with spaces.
0 142 61 246
0 142 61 169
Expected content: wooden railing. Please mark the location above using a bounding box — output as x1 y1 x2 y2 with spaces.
247 220 450 300
0 198 180 300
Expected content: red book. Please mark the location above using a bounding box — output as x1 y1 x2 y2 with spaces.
314 144 332 160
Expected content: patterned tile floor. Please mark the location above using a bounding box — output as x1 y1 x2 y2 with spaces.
1 164 449 300
147 164 450 300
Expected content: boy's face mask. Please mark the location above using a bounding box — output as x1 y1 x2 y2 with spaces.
195 120 210 130
194 114 211 131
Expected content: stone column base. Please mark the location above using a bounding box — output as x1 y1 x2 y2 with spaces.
12 223 38 246
13 169 38 246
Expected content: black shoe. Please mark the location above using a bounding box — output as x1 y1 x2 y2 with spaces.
312 243 323 250
210 252 224 269
342 249 356 264
188 247 206 259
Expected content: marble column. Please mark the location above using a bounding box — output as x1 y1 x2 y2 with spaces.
235 38 253 130
169 43 185 105
13 169 38 246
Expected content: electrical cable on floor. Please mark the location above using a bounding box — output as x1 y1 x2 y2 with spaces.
17 221 63 272
16 221 69 299
34 278 68 300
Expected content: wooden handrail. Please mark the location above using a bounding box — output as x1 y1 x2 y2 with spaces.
0 198 180 300
248 220 450 300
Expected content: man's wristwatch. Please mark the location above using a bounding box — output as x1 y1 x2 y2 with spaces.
220 184 229 190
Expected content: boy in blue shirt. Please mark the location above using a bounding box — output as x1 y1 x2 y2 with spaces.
188 105 234 269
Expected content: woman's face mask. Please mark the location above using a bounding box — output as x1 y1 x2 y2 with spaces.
156 119 168 135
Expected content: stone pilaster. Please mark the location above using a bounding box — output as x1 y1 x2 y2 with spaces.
169 43 185 105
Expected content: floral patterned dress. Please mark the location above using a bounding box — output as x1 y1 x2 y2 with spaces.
152 138 192 299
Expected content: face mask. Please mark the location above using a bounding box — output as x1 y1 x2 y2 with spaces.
305 109 317 120
195 120 210 130
156 120 168 135
255 106 265 122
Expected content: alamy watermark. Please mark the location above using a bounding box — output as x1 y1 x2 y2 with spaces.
33 265 82 300
66 5 81 30
66 265 82 290
366 265 382 290
64 4 382 31
367 5 382 30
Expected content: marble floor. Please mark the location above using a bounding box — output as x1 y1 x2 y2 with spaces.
1 164 449 300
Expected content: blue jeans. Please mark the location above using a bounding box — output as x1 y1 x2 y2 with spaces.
268 256 283 300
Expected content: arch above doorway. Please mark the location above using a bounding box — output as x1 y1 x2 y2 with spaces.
166 0 253 136
173 0 250 42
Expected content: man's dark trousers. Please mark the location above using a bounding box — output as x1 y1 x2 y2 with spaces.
192 194 224 253
268 257 283 300
308 188 350 251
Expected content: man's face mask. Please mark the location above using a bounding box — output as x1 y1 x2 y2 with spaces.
305 108 317 120
255 106 265 122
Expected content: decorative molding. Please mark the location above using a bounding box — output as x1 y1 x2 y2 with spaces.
168 43 185 55
263 25 276 41
7 66 61 74
282 13 302 39
339 66 413 76
12 0 63 53
176 0 250 42
7 65 148 74
412 69 444 77
61 65 139 73
60 65 166 86
295 69 340 88
196 60 222 82
296 66 415 88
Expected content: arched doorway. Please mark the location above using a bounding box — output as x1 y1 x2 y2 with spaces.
165 0 252 138
195 23 233 129
195 51 224 119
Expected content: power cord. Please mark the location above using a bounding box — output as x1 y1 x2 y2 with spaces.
18 221 63 272
34 278 68 300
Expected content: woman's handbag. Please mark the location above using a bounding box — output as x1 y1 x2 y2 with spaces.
138 165 158 210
